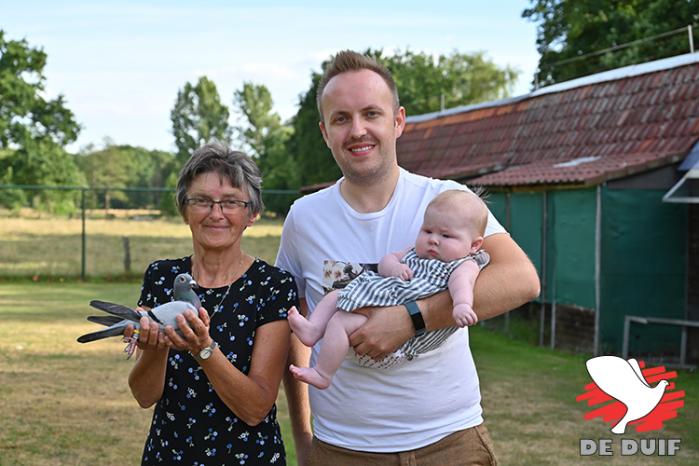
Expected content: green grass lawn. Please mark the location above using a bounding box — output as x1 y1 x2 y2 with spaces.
1 282 697 465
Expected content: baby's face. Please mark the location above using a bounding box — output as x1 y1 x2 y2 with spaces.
415 204 480 262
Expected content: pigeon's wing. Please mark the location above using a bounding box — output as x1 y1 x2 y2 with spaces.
586 356 640 402
89 300 142 322
149 301 197 327
627 358 650 387
87 315 125 327
77 321 130 343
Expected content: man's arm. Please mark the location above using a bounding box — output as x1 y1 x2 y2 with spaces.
350 233 540 358
283 298 313 466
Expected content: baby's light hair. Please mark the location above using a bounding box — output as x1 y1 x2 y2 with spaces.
427 189 488 236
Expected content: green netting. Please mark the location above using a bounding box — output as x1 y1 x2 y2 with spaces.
486 189 594 305
599 187 687 354
479 185 688 356
485 191 506 227
510 192 543 276
547 189 596 308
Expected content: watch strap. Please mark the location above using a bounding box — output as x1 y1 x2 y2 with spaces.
404 301 426 337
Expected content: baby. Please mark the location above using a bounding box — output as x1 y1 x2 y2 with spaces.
288 189 490 389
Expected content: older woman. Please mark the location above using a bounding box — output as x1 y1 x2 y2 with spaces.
125 142 297 465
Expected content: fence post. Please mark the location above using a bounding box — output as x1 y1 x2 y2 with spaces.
123 236 131 274
81 188 86 281
622 316 631 360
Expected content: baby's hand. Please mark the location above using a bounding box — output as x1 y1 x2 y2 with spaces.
393 264 413 281
453 303 478 327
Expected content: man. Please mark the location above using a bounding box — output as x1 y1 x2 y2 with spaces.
276 51 540 465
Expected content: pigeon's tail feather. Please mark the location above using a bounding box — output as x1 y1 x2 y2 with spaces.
87 315 124 327
77 322 130 343
89 300 142 322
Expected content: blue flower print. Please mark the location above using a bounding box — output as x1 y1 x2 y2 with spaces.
137 258 294 465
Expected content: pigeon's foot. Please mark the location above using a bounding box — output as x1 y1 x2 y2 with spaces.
122 330 140 359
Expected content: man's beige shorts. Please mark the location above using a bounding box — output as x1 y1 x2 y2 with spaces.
308 424 497 466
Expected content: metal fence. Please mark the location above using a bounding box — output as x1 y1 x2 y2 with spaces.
0 184 299 279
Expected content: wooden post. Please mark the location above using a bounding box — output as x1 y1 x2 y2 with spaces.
81 189 86 281
123 236 131 274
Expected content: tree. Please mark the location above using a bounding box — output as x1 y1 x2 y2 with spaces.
6 138 86 213
369 49 518 115
170 76 231 165
523 0 699 87
0 30 84 212
76 143 176 210
287 72 341 189
0 31 80 149
288 49 519 187
233 82 297 214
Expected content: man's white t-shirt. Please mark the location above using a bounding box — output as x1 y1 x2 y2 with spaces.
276 168 506 452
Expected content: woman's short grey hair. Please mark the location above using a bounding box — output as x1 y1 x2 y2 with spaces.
175 142 264 218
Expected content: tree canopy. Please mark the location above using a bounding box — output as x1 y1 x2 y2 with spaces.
76 142 176 209
0 30 84 212
170 76 231 165
233 82 297 214
0 30 80 148
523 0 699 86
368 49 518 115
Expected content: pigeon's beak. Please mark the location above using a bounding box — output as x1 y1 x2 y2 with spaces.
190 279 198 289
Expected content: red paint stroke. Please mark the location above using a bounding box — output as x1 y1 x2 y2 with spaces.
576 360 685 433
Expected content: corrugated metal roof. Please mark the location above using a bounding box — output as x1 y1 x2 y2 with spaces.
398 53 699 187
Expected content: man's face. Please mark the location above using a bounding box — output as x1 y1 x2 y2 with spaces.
319 69 406 184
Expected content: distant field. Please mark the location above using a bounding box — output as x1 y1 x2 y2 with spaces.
0 215 283 278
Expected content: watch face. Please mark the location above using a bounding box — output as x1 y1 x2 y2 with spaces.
200 348 212 359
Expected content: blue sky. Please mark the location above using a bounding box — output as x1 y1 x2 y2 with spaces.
2 1 540 153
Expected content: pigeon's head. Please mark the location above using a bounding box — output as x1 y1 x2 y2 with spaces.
175 273 198 290
658 380 670 390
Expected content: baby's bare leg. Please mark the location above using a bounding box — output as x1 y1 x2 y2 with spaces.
290 311 367 389
288 290 339 346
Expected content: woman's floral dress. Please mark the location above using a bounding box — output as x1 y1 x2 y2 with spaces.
137 256 297 466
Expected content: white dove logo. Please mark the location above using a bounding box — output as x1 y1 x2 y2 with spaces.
585 356 669 434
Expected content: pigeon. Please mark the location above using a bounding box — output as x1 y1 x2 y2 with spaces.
77 273 201 357
585 356 669 434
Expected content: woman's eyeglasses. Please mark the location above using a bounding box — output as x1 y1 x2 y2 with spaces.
185 197 250 213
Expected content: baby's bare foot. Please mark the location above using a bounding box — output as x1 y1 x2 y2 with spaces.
287 306 323 346
289 364 331 389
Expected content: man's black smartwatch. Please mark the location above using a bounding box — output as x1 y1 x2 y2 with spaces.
404 301 426 337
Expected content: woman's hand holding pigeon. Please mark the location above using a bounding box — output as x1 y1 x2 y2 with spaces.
123 307 169 352
164 307 211 354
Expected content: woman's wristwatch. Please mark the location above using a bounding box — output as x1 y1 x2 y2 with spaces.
194 340 219 361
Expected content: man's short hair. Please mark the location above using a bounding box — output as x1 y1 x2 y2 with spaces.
316 50 400 120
